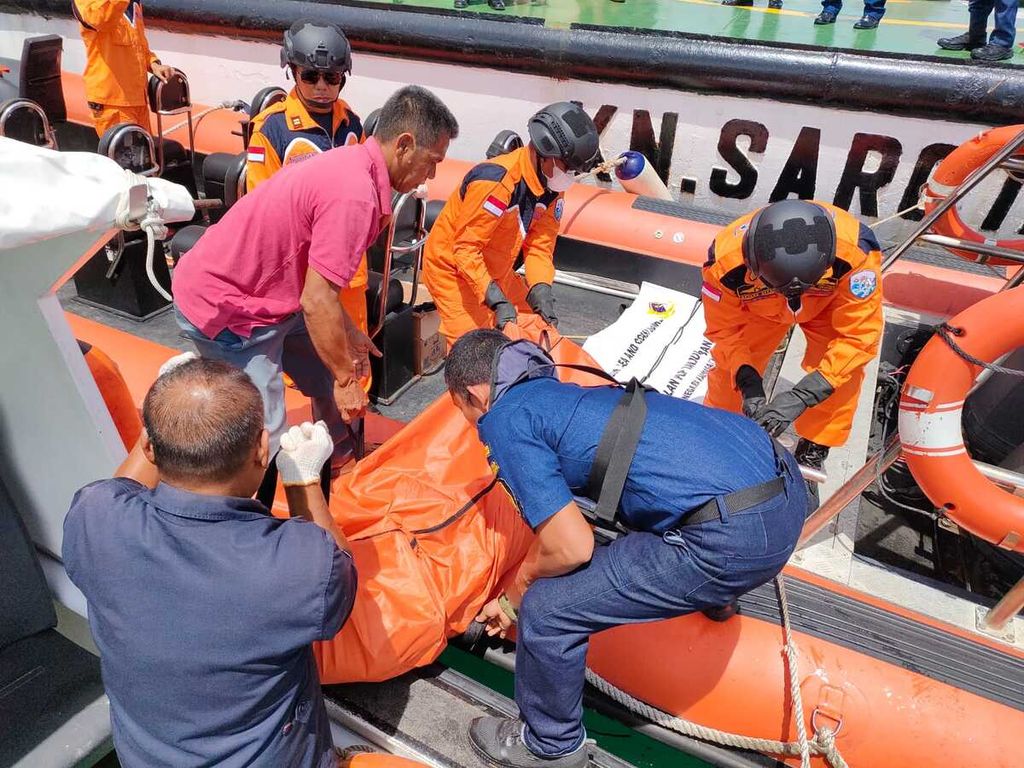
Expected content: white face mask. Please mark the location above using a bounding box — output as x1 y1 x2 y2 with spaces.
545 165 575 192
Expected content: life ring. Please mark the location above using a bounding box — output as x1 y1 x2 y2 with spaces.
923 124 1024 266
898 288 1024 552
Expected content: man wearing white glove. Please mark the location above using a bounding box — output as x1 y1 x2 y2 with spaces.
63 357 355 767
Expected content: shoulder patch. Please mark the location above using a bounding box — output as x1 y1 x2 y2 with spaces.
849 268 878 299
460 163 509 200
554 198 564 221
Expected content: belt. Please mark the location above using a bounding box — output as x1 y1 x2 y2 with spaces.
681 439 791 527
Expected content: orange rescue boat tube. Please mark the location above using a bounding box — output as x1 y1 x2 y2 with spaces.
923 124 1024 265
898 288 1024 552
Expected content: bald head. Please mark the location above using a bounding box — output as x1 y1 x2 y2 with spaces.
143 359 264 484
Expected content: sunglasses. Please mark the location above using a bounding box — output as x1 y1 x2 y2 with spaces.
298 69 344 86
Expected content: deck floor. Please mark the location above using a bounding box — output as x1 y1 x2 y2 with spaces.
366 0 1024 62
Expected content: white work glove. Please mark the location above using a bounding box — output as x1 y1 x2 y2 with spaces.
276 421 333 487
158 351 198 377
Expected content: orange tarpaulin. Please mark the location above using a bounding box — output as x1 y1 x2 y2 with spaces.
73 312 602 683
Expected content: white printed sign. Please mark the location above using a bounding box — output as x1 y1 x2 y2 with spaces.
583 282 714 402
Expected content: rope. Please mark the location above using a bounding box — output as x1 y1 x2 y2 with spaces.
937 323 1024 377
583 574 849 768
160 102 246 139
873 201 924 229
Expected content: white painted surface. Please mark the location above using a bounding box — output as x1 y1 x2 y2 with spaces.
3 12 1020 238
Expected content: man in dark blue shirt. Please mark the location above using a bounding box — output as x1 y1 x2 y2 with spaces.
63 356 356 768
445 330 808 768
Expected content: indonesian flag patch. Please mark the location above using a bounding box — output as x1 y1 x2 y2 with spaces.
483 195 508 218
701 281 722 302
247 146 266 164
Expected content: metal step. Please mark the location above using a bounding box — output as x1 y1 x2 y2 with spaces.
325 665 636 768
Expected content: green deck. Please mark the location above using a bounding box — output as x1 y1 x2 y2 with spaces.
370 0 1023 62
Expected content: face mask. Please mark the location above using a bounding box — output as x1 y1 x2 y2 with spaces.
545 165 575 192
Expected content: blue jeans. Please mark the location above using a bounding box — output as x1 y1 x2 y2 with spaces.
514 450 808 757
174 308 351 457
970 0 1018 47
821 0 886 19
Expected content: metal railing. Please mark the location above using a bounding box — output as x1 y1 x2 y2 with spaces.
370 186 429 340
804 134 1024 636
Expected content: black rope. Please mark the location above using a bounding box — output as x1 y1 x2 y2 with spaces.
936 323 1024 377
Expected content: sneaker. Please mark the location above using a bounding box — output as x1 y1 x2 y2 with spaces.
936 32 986 51
814 11 837 24
722 0 754 5
468 717 590 768
972 43 1014 61
853 15 879 29
767 0 783 7
454 0 467 8
488 0 506 8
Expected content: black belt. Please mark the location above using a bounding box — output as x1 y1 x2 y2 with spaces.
681 439 792 527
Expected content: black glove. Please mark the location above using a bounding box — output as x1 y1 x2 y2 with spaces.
526 283 558 328
757 371 834 437
735 364 766 419
484 281 517 330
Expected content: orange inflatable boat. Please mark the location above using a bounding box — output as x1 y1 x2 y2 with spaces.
58 72 1024 768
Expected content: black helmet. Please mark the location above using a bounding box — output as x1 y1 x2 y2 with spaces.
742 200 836 305
281 20 352 73
527 102 600 172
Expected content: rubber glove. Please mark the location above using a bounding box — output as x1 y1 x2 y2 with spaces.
757 371 834 437
276 421 334 486
735 364 766 419
158 351 198 378
484 281 517 330
526 283 558 327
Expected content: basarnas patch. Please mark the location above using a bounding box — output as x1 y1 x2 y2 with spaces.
849 269 878 299
555 198 564 221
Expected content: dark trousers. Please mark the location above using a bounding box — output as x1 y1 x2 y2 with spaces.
821 0 886 19
969 0 1018 47
514 450 808 756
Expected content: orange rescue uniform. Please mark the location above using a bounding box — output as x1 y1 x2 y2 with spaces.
246 91 371 386
701 202 883 447
422 146 562 345
73 0 156 136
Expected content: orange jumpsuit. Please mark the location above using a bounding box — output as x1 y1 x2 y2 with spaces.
73 0 156 136
701 202 883 447
247 91 370 388
422 146 562 345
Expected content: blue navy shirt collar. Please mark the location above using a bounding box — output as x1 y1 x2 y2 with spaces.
148 482 270 521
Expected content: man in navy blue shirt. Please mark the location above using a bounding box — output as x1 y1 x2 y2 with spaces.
63 356 356 768
445 330 808 768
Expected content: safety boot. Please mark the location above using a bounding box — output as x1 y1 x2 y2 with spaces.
814 11 837 24
795 438 830 510
937 31 986 51
721 0 754 5
469 717 590 768
702 602 740 622
972 43 1014 62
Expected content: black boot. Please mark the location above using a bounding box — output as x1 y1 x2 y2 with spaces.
794 438 829 511
972 43 1014 62
702 602 741 622
722 0 754 5
937 31 986 50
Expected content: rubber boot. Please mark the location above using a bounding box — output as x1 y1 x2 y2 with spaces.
795 438 830 511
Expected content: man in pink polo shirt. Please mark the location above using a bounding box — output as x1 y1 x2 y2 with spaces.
173 85 458 499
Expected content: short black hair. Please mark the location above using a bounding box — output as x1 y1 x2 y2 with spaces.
374 85 459 148
444 329 508 401
143 359 264 484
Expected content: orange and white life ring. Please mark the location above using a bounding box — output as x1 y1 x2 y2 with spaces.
898 288 1024 552
923 124 1024 266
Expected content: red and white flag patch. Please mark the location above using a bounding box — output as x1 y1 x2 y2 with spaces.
701 281 722 302
247 146 266 164
483 195 508 218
